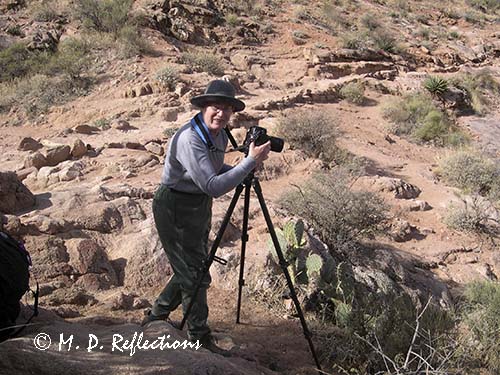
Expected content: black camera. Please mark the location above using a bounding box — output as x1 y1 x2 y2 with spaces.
243 126 284 153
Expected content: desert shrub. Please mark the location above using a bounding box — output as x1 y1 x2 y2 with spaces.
72 0 133 35
360 12 380 31
415 27 430 39
341 31 366 49
438 149 500 196
94 118 111 130
450 69 500 115
180 51 225 76
71 0 149 57
322 1 351 32
467 0 500 11
382 92 463 145
279 171 387 252
339 81 365 105
413 110 450 144
371 30 398 53
225 13 240 26
461 281 500 373
444 196 497 234
116 25 151 57
6 24 23 36
42 38 92 78
0 43 48 82
383 92 435 134
31 0 60 22
275 110 339 164
1 74 91 118
155 65 179 91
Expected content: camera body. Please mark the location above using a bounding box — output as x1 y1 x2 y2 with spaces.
243 126 284 154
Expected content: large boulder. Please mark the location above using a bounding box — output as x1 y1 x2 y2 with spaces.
45 145 71 166
0 171 36 214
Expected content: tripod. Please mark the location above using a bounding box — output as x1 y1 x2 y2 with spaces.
179 171 322 372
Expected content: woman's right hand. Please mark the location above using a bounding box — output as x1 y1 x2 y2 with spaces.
248 140 271 166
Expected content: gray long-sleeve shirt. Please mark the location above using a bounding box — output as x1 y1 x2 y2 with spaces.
161 122 256 198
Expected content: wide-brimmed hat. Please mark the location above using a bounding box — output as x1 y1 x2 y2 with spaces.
190 80 245 112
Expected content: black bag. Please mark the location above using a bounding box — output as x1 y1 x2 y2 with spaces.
0 231 38 342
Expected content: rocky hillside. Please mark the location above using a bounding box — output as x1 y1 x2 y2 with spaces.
1 1 499 374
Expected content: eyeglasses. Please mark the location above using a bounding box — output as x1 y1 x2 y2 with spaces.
208 104 234 113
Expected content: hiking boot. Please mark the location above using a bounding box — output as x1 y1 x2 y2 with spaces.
196 335 232 357
141 310 167 327
141 310 181 330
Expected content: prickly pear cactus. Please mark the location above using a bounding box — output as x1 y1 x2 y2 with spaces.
306 253 323 279
283 219 305 248
267 220 307 285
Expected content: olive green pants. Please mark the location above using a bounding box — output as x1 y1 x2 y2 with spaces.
151 184 212 341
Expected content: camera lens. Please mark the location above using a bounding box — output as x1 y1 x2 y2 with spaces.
269 137 284 153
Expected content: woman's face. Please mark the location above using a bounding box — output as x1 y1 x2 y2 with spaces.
202 102 234 136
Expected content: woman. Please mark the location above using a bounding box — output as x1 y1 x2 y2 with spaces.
145 80 271 353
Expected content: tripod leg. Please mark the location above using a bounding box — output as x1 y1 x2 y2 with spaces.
253 178 322 372
236 182 252 324
180 183 244 331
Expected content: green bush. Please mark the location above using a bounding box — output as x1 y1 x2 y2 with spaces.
413 109 450 144
155 65 179 91
462 281 500 373
451 70 500 115
275 110 339 164
372 30 398 53
72 0 133 35
225 13 240 26
279 171 387 252
382 92 464 146
341 31 366 49
360 12 380 31
181 51 225 76
31 0 60 22
383 92 436 135
339 81 365 105
467 0 500 11
444 197 496 234
438 149 499 195
0 43 48 83
0 74 91 118
43 38 92 78
117 25 151 58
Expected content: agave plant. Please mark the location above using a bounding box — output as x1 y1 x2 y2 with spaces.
424 76 448 97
